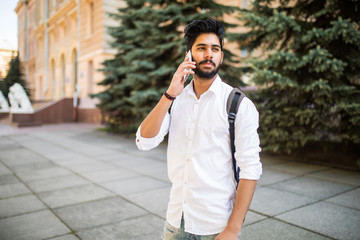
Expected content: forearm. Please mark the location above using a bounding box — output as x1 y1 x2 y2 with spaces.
140 95 173 138
226 179 257 233
140 53 195 138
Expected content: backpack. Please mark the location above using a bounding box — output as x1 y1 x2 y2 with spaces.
226 88 246 186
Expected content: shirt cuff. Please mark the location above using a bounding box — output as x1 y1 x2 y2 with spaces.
135 125 164 151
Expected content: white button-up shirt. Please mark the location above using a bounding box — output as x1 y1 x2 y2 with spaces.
136 76 262 235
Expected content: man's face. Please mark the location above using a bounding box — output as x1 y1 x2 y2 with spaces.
191 33 224 80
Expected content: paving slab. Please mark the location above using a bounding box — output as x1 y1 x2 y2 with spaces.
16 139 69 159
0 137 21 151
258 168 297 186
130 147 168 163
242 210 268 227
51 154 97 166
64 161 115 175
0 162 12 175
124 159 168 176
77 214 164 240
38 183 115 208
307 168 360 186
102 176 170 196
93 152 136 162
0 194 47 218
0 182 31 198
326 188 360 210
54 197 148 230
267 161 330 176
0 148 50 170
241 218 332 240
277 202 360 240
0 174 21 185
271 176 354 200
249 186 316 216
15 166 73 182
0 210 71 240
80 167 140 183
124 187 171 218
26 174 90 193
110 156 161 168
37 134 119 157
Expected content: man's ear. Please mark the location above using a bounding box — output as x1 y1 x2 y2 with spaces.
221 51 224 64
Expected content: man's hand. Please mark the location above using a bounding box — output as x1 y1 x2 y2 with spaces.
215 227 239 240
167 54 195 97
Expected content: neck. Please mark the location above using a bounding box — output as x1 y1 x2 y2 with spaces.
193 75 217 99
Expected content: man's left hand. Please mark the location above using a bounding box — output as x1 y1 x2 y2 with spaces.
215 228 239 240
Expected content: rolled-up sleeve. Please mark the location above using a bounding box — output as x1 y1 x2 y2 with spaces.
136 112 171 151
235 97 262 180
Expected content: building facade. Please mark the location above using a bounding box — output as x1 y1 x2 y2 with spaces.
15 0 124 121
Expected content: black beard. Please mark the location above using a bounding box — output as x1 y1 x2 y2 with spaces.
194 60 220 79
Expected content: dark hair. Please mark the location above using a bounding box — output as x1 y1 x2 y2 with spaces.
184 19 225 51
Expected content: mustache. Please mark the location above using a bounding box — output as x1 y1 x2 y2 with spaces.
199 60 216 66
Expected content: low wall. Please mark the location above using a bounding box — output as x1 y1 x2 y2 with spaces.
0 112 9 119
10 98 103 127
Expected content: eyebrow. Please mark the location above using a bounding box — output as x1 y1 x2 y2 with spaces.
195 43 221 48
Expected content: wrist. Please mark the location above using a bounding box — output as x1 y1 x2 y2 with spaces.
225 222 241 235
163 91 176 101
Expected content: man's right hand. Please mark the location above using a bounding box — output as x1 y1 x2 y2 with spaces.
167 54 196 97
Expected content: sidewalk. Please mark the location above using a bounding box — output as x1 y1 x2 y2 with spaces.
0 123 359 240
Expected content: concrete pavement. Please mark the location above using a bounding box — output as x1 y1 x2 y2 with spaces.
0 123 359 240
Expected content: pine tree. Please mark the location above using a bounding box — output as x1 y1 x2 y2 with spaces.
236 0 360 154
93 0 241 133
0 54 30 101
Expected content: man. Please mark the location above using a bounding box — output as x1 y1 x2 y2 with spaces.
136 19 262 240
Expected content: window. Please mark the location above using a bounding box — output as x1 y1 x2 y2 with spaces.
87 1 95 36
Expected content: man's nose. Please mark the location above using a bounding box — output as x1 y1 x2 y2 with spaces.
204 48 213 59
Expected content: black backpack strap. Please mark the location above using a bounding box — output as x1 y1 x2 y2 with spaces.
168 102 173 115
226 88 246 186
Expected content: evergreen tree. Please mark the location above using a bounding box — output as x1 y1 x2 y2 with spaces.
93 0 240 133
0 54 29 101
236 0 360 154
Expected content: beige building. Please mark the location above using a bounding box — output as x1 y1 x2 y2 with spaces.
15 0 250 122
15 0 124 121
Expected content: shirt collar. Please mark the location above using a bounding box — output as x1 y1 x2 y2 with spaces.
184 75 223 97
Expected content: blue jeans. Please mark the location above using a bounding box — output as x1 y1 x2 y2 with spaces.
163 217 241 240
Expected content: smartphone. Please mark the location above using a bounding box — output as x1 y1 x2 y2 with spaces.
183 50 192 81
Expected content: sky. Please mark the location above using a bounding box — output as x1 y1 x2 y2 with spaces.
0 0 19 50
